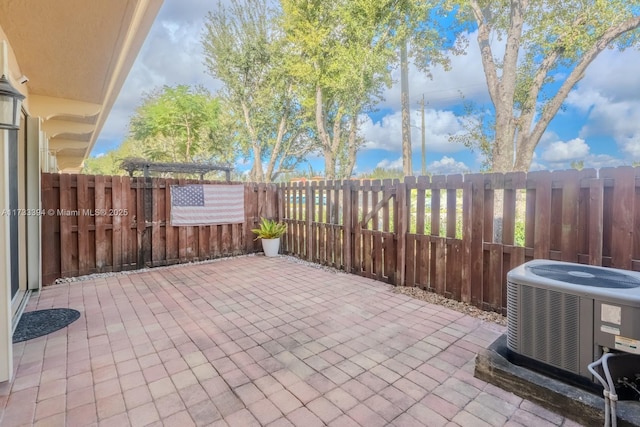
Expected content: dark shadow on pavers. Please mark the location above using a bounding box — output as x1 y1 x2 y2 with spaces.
475 334 640 427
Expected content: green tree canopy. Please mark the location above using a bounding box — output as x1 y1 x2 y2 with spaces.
281 0 406 179
129 84 230 163
82 139 145 176
202 0 313 183
444 0 640 172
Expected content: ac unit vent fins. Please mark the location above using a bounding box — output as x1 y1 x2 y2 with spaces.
507 282 580 374
507 282 519 350
527 264 640 289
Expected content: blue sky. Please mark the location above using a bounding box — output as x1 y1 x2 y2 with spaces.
93 0 640 176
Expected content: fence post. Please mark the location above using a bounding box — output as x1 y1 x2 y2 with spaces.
588 178 604 266
395 181 408 286
342 179 352 272
602 167 636 270
305 180 313 261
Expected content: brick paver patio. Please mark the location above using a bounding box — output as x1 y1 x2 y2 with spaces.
0 256 583 426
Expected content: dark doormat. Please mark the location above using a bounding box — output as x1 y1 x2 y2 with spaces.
13 308 81 343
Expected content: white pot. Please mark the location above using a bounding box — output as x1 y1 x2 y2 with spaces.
261 238 280 257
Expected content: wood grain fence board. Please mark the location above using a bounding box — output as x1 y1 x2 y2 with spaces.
95 175 108 270
446 174 462 238
372 179 381 231
165 179 177 262
266 183 276 220
405 235 416 286
558 169 579 262
372 181 384 277
176 179 188 262
531 171 552 260
232 223 241 255
332 179 340 227
316 183 323 263
525 183 536 250
602 167 636 270
414 234 428 289
76 174 91 275
381 231 392 282
299 183 305 257
434 237 446 295
447 239 462 300
469 174 485 306
461 179 473 301
362 180 370 231
576 170 597 260
120 176 133 268
415 178 426 235
601 176 614 264
326 223 332 266
296 183 303 256
282 184 291 252
307 181 323 264
219 224 229 255
360 230 371 278
319 181 326 224
112 175 123 270
41 174 60 284
382 179 392 233
59 174 75 277
395 183 408 286
429 181 442 292
332 181 342 267
486 243 503 311
305 182 313 261
343 180 352 272
483 174 502 242
135 178 145 268
501 172 525 246
353 184 362 275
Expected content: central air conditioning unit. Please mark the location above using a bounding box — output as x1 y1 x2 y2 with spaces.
507 260 640 383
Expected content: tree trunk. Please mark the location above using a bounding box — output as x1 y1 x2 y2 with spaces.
241 102 264 181
345 115 358 178
400 39 412 177
315 84 334 179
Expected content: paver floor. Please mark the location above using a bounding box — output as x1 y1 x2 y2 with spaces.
0 256 583 426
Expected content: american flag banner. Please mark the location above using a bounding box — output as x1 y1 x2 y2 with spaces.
170 184 245 226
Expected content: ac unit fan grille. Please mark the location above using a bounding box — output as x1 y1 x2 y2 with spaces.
527 264 640 289
507 281 581 374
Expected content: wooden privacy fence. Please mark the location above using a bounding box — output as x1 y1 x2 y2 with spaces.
42 166 640 314
278 167 640 314
41 173 277 285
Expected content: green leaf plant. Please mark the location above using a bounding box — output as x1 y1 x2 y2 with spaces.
252 217 287 240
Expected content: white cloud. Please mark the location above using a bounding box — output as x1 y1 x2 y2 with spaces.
376 157 403 169
541 138 590 162
428 156 470 175
379 32 490 111
359 110 466 154
95 0 224 153
566 48 640 161
538 138 625 170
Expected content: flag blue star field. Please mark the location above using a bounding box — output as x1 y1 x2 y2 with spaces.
170 184 245 226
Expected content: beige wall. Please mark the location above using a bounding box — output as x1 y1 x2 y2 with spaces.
0 36 42 383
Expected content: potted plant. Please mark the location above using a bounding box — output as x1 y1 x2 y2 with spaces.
252 217 287 257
